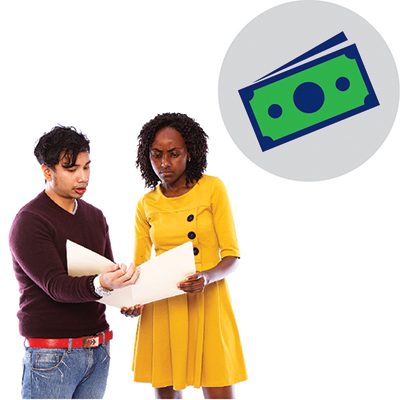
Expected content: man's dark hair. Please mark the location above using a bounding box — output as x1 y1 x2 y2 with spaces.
136 113 209 189
34 125 90 170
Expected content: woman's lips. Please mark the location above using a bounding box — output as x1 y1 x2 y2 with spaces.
160 170 173 177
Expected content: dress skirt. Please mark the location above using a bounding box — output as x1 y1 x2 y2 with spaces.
132 278 247 390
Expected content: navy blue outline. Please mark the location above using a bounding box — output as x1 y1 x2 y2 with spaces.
239 41 380 152
255 31 348 82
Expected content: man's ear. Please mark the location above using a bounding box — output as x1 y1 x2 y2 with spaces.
41 165 53 182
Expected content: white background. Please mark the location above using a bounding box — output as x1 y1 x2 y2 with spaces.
0 1 399 399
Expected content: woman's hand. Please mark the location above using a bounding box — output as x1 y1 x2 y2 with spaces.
120 304 144 318
177 257 240 294
177 272 209 294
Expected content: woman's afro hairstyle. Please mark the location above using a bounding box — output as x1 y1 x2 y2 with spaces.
136 113 209 189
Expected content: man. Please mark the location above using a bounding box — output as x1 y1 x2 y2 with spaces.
9 125 139 399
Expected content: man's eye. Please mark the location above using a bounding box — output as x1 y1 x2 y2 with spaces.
68 169 77 172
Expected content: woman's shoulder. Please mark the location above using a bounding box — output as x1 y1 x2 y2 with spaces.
199 175 229 197
136 187 160 207
198 174 224 188
196 175 231 206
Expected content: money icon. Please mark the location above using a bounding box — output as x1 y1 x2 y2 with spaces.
239 32 380 152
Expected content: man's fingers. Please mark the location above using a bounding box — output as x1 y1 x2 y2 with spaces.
113 266 140 288
102 262 141 290
130 266 141 284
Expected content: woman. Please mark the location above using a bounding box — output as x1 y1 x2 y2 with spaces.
122 113 247 399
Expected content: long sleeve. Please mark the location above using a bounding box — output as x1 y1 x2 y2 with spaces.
10 211 98 304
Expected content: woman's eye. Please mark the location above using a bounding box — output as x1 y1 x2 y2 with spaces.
171 153 180 158
151 153 162 159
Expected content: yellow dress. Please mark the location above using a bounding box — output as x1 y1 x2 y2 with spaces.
132 175 247 390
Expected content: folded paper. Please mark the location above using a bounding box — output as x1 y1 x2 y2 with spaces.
66 240 195 307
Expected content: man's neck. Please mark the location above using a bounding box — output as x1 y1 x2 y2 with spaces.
45 188 77 214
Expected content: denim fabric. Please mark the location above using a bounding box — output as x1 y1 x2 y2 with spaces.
21 341 110 399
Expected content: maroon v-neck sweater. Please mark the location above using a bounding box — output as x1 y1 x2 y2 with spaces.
9 191 113 338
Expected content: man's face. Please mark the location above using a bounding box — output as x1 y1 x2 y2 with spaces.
44 151 91 201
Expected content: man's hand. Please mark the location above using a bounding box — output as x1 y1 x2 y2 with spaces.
100 264 140 291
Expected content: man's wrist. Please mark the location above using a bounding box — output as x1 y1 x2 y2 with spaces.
91 275 112 298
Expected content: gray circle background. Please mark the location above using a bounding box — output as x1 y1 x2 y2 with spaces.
218 1 399 181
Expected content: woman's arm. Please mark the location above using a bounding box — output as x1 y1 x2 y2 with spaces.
177 256 239 294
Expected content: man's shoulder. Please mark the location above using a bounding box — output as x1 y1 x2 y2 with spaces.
9 192 51 242
77 199 103 214
13 191 48 220
76 198 105 218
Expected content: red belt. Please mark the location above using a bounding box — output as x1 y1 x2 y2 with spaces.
26 330 113 349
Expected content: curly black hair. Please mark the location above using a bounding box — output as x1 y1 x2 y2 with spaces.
136 113 209 189
34 125 90 169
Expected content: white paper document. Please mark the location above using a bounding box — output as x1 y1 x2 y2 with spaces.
66 240 196 307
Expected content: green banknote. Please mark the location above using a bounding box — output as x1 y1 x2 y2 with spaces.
239 42 379 151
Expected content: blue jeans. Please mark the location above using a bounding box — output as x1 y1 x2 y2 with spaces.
21 341 110 399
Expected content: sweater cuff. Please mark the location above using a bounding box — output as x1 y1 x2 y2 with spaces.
89 275 103 299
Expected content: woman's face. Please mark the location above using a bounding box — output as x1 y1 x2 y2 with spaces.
150 127 189 187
